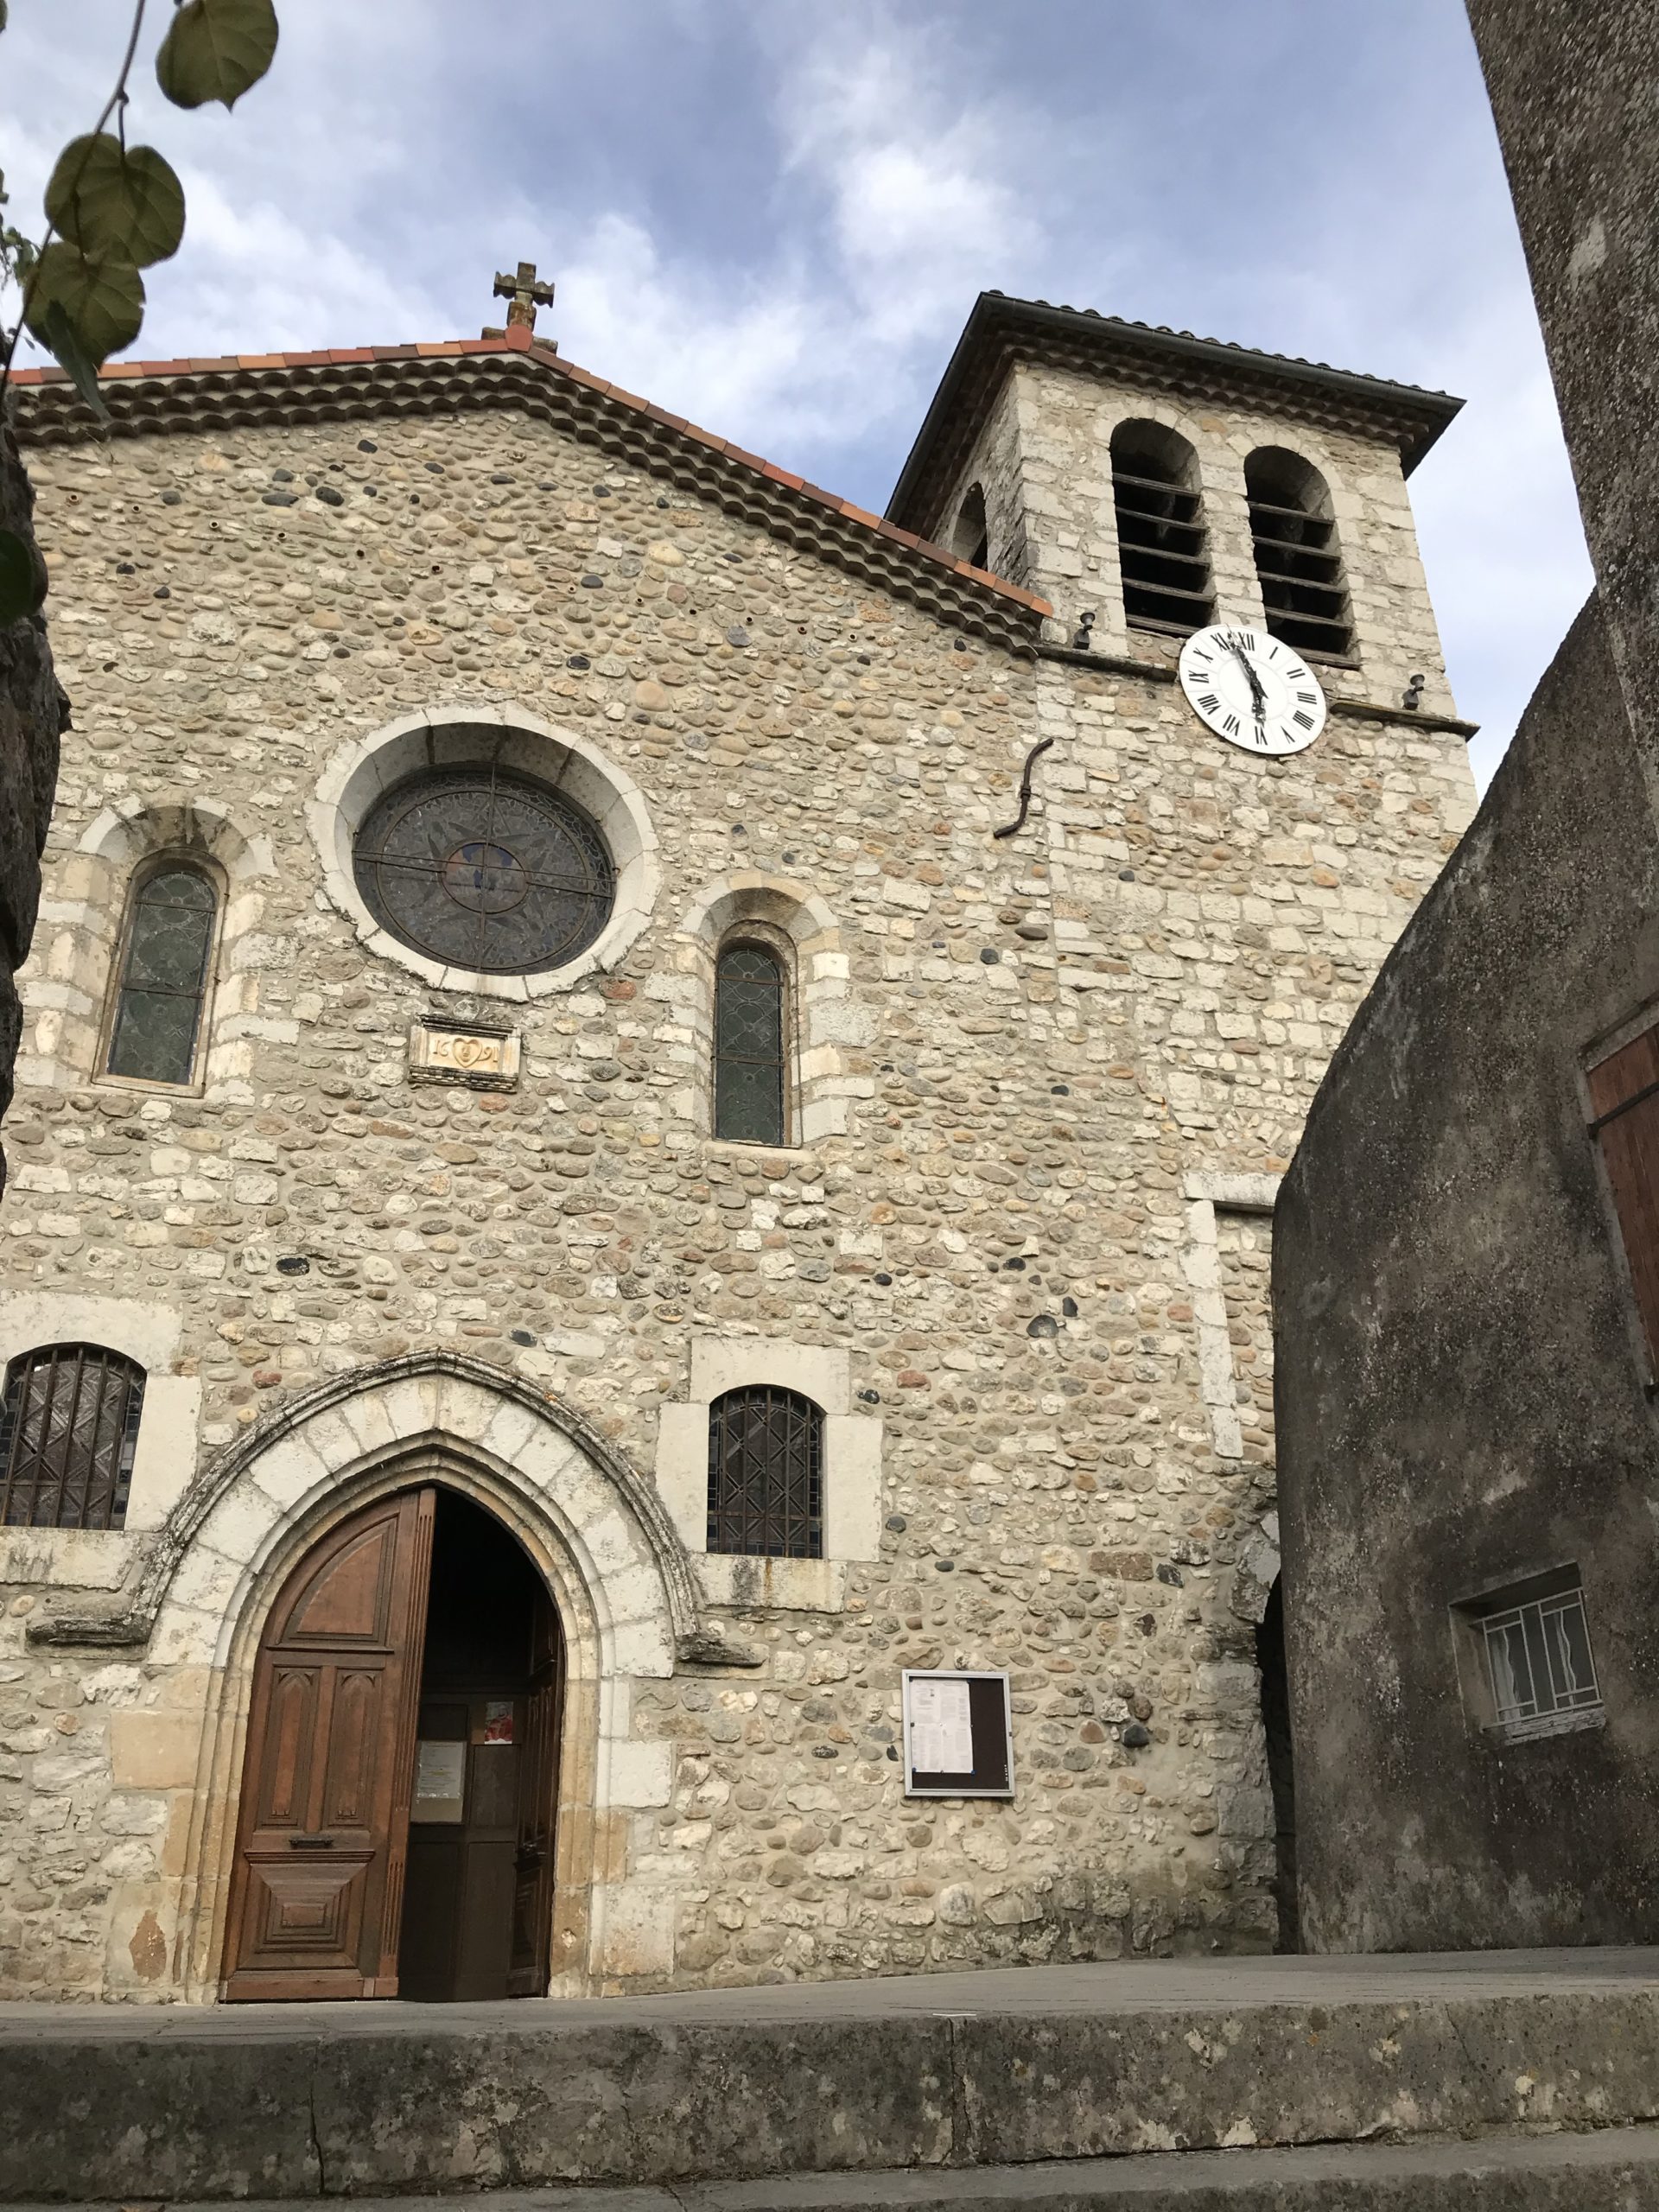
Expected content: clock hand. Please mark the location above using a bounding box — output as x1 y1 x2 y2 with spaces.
1226 638 1268 728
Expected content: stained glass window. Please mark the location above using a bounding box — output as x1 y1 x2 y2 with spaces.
714 941 786 1146
0 1344 145 1529
353 767 615 976
106 865 218 1085
706 1387 823 1559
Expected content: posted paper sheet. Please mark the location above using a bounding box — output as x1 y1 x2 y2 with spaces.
910 1676 974 1774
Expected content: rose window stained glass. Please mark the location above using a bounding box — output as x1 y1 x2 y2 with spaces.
353 768 615 976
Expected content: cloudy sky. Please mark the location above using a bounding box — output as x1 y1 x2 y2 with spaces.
3 0 1589 786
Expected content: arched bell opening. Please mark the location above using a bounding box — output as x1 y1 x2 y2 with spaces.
221 1482 564 2003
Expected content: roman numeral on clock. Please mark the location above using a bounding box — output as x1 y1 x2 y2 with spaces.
1293 709 1315 729
1222 713 1241 736
1198 694 1221 712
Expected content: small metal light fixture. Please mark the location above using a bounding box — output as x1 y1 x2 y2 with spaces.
1071 609 1096 652
1403 671 1426 710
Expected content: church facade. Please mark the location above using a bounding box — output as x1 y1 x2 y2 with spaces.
0 286 1475 2001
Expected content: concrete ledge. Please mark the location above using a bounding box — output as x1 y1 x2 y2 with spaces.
4 1952 1659 2201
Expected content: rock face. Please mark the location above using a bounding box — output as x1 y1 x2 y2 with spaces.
0 427 68 1199
0 333 1473 2001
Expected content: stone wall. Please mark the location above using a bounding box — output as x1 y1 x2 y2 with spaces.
0 382 1474 1998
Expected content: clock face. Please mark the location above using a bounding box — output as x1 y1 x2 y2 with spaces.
1178 626 1327 756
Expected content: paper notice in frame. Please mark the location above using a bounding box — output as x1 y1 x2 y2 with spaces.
902 1670 1014 1798
413 1738 466 1822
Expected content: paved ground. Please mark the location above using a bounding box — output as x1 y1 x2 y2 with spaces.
13 2121 1659 2206
3 1943 1656 2037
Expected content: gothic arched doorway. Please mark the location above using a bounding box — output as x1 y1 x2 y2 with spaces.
221 1486 563 2002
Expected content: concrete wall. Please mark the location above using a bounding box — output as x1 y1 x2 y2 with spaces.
0 372 1472 1997
1274 599 1659 1950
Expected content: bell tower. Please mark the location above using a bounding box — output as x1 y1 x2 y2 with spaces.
887 291 1463 719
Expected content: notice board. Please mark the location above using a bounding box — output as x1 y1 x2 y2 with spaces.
901 1669 1014 1798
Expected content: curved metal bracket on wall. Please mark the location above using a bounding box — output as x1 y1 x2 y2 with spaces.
993 735 1056 840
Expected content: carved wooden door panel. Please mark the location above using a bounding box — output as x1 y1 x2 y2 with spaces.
222 1488 435 2000
506 1586 562 1996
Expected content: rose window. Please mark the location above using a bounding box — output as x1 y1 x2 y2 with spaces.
352 767 615 976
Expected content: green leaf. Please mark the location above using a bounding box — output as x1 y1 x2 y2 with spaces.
25 240 143 365
46 136 186 269
156 0 278 111
0 529 48 627
39 302 114 423
0 3 10 31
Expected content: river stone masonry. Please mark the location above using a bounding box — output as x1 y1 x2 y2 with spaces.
0 315 1477 2001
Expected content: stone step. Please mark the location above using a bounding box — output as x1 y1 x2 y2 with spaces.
5 1952 1659 2202
16 2126 1659 2209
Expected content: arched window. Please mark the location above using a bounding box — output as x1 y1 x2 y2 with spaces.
1246 448 1355 660
714 938 788 1147
950 483 989 571
1110 420 1214 634
105 861 219 1086
0 1344 146 1529
707 1386 823 1558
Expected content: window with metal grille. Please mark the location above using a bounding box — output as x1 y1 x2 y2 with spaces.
714 940 788 1147
0 1344 146 1529
106 862 219 1086
1110 420 1214 635
1246 448 1356 660
1480 1590 1601 1730
1587 1020 1659 1370
353 766 615 976
706 1387 823 1558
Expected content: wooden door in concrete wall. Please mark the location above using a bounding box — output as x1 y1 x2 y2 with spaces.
222 1487 435 2000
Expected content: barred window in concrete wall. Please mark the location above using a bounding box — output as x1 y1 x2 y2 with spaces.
706 1387 823 1558
1110 420 1214 635
0 1344 146 1529
714 939 788 1147
1246 448 1356 660
105 862 219 1086
1588 1021 1659 1370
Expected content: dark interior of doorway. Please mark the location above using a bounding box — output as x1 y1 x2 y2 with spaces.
1255 1578 1300 1953
397 1491 553 2001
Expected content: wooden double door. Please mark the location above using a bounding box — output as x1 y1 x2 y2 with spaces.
222 1487 562 2002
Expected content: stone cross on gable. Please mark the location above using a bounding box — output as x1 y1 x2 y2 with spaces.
493 261 555 333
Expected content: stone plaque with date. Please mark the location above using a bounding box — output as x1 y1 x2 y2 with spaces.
407 1020 521 1091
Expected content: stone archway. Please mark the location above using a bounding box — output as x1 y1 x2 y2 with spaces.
142 1355 705 2001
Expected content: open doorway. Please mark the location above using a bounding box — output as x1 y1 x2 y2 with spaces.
1255 1576 1300 1952
222 1484 562 2002
399 1491 561 1999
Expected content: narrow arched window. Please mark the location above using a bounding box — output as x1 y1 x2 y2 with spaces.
106 862 219 1086
0 1344 146 1529
714 939 788 1147
950 483 989 571
707 1387 823 1559
1111 420 1213 634
1246 448 1355 660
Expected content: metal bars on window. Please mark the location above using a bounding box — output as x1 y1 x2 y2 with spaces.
1481 1589 1601 1727
706 1386 823 1559
0 1344 146 1529
106 864 218 1086
714 941 787 1147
